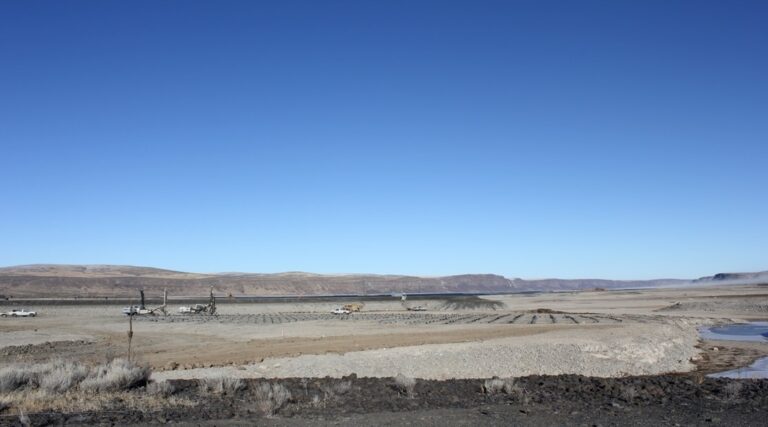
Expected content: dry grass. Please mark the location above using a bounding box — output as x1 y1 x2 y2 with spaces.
40 360 91 393
146 381 176 397
0 364 46 392
310 380 353 408
330 380 352 395
310 393 323 408
0 359 171 415
198 377 245 395
621 385 638 402
18 408 30 427
393 373 416 397
482 377 521 395
320 380 352 400
253 382 292 416
79 359 150 392
723 381 744 402
0 359 148 394
1 389 195 414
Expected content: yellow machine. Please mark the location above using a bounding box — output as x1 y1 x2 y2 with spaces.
343 303 364 312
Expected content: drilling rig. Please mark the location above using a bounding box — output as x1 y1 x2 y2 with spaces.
401 294 427 311
178 287 217 315
122 289 167 316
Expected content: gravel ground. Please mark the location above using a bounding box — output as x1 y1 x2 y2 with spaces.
660 299 768 314
135 311 651 326
2 288 767 425
154 320 705 381
0 330 93 348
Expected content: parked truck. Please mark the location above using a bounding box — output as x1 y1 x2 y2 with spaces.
1 309 37 317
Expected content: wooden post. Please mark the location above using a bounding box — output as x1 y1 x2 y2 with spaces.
127 313 134 362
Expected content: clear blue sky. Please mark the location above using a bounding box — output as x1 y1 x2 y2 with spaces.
1 1 766 279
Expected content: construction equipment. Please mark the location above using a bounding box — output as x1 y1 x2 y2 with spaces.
343 303 364 312
400 294 427 311
178 287 217 315
122 289 167 316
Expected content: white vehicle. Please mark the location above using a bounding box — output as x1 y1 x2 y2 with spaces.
331 307 351 315
122 306 152 316
1 309 37 317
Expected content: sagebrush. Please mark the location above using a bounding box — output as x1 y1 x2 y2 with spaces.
40 360 92 393
146 380 176 397
393 373 416 397
198 377 245 395
253 382 292 416
320 380 352 400
80 359 150 392
723 381 744 402
0 359 148 394
482 377 520 395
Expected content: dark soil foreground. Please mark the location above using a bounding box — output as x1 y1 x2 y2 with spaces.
2 374 767 426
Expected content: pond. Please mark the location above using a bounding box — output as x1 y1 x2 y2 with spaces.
699 322 768 379
699 322 768 342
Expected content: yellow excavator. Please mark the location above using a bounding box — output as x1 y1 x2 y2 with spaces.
343 303 365 312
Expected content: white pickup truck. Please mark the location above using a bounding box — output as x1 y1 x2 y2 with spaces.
331 307 351 315
1 309 37 317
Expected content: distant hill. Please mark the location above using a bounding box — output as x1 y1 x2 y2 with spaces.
0 264 761 298
0 264 204 278
693 271 768 284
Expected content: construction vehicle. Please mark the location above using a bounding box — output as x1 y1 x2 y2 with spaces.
342 303 364 312
400 294 427 311
122 289 167 316
178 287 217 315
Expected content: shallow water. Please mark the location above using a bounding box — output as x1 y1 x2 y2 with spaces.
699 322 768 342
700 322 768 378
709 356 768 379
